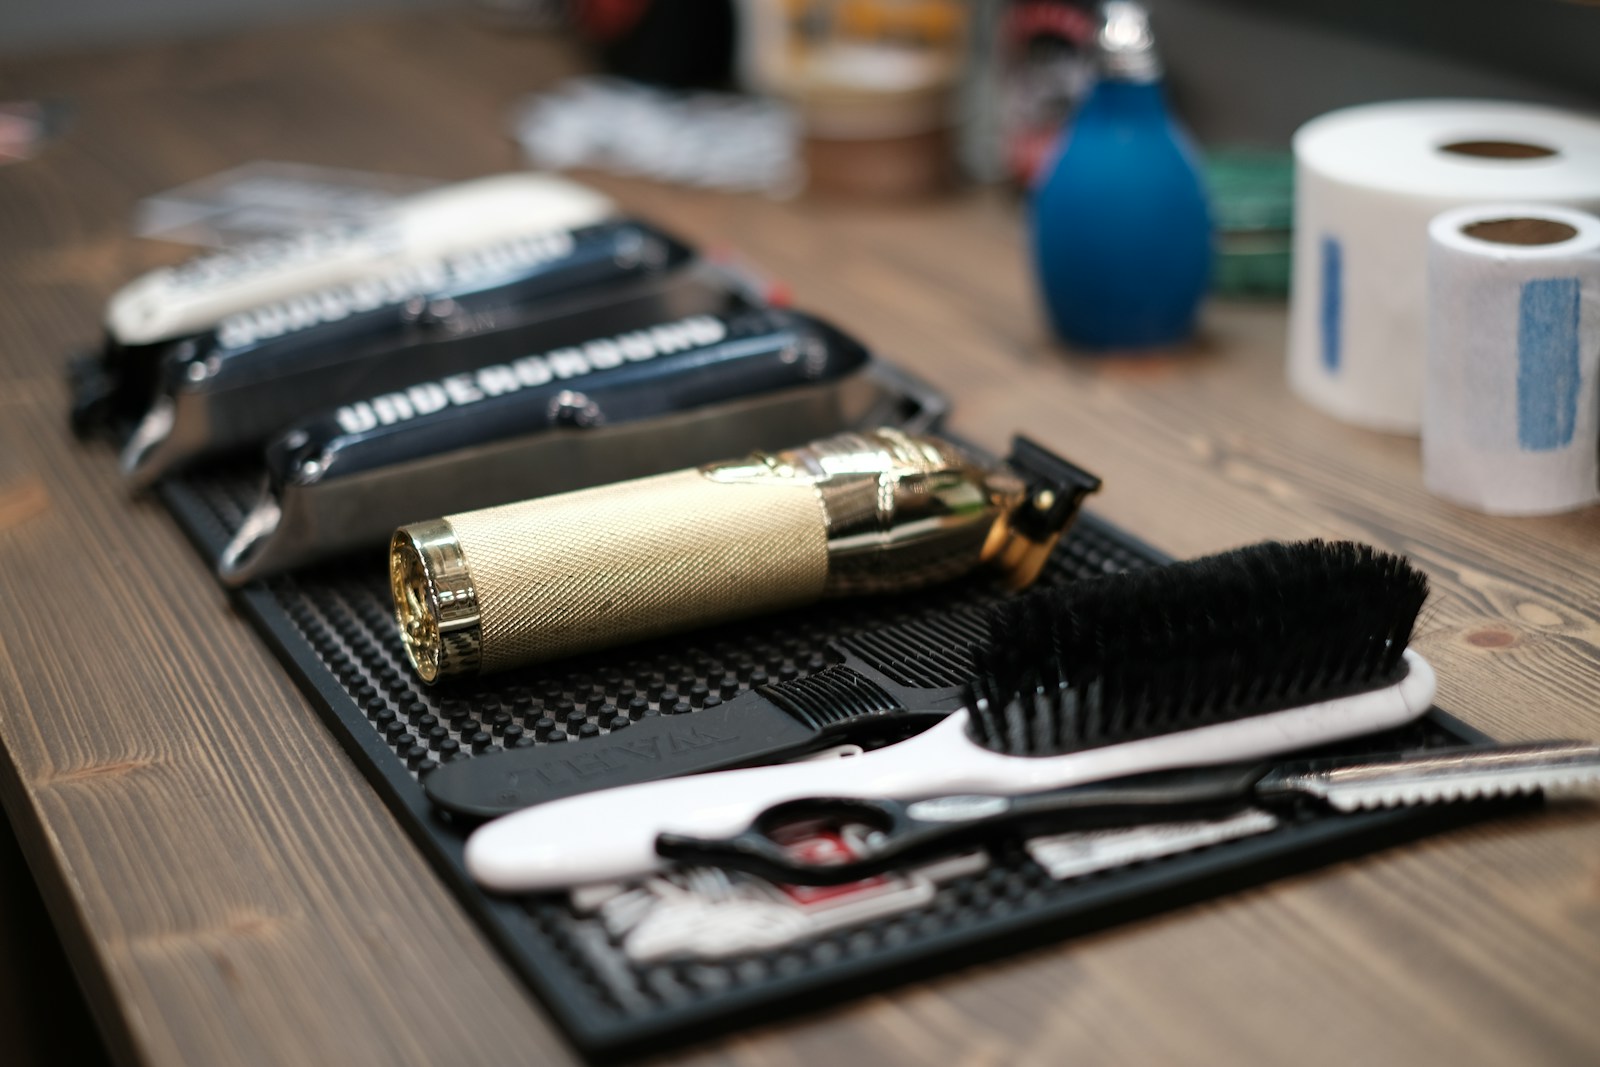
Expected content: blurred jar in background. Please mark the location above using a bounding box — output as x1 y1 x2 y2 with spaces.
755 1 969 199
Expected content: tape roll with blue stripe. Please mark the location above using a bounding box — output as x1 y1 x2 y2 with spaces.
1422 204 1600 516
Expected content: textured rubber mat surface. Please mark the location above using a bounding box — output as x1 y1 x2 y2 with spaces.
158 465 1507 1060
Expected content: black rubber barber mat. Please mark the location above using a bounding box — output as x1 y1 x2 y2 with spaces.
134 454 1523 1061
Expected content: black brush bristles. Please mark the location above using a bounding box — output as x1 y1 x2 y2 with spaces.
965 541 1430 756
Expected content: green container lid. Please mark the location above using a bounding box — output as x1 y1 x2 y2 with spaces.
1205 148 1295 297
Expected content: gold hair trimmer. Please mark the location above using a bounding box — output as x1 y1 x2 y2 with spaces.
390 428 1099 681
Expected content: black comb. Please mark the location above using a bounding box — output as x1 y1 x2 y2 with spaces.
423 609 989 819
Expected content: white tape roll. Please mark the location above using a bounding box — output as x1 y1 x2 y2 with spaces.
1288 101 1600 433
1423 204 1600 516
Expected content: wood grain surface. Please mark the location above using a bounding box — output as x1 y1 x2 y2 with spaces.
1 14 1597 1067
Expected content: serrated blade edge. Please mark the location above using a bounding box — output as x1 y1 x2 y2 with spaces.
1312 764 1600 812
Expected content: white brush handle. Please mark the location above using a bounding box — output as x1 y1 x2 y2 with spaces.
106 173 614 346
466 650 1437 892
467 714 981 891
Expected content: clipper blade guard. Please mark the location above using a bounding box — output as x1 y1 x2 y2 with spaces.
391 428 1098 680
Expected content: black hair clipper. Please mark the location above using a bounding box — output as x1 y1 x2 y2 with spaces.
111 221 740 485
219 307 944 583
420 437 1101 819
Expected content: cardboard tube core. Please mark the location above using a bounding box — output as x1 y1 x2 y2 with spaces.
1438 139 1558 160
1461 217 1579 246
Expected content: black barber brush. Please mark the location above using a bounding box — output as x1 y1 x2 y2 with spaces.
464 540 1438 891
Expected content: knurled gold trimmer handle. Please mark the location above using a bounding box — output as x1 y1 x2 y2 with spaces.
393 468 830 679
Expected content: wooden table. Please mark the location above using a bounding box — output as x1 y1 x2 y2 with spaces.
1 14 1597 1067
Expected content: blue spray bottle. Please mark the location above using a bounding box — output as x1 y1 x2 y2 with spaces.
1030 1 1212 351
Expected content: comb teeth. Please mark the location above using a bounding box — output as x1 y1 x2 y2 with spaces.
760 665 905 730
967 541 1430 757
838 609 989 688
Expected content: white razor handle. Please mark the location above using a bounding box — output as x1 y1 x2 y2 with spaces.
106 173 614 346
465 650 1437 892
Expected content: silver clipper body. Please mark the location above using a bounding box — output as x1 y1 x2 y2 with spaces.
220 307 945 584
118 221 739 486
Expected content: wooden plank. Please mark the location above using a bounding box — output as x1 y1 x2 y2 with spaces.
0 17 587 1067
0 378 570 1067
0 13 1596 1067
